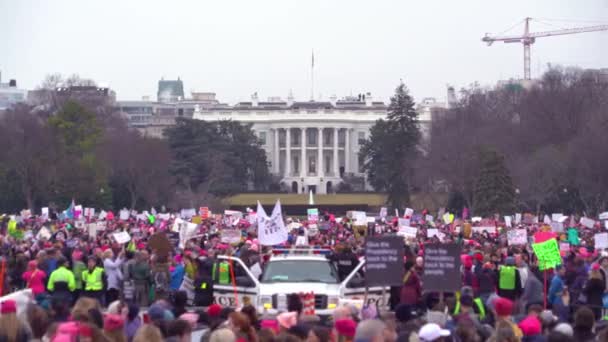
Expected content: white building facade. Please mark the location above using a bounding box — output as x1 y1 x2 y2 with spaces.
193 93 434 194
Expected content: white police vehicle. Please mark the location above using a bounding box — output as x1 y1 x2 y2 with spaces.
213 247 390 315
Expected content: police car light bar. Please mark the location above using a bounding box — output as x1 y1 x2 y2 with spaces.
272 247 332 256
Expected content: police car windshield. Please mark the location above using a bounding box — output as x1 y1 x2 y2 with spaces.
261 260 340 283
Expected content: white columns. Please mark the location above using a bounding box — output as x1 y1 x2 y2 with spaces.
345 128 351 173
300 127 306 178
285 128 291 177
273 128 279 174
333 128 339 176
318 128 324 177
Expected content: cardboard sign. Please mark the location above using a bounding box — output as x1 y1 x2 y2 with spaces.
87 223 98 239
353 211 367 226
41 207 49 217
98 210 107 220
551 213 564 222
307 208 319 222
595 233 608 250
504 216 512 228
397 226 417 238
532 239 561 270
221 229 242 244
148 233 172 258
581 217 596 229
507 229 527 245
423 243 462 292
599 212 608 221
398 218 410 228
224 210 243 219
365 236 404 287
112 231 131 244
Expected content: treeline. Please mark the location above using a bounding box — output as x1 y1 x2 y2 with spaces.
422 66 608 216
0 78 270 213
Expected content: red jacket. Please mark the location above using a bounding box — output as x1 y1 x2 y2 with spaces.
400 270 422 305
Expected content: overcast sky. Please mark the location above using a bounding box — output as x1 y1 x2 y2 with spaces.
1 0 607 104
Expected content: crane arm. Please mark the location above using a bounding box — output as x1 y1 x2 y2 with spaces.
482 24 608 43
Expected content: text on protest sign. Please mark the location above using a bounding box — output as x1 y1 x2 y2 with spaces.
365 236 404 287
112 231 131 244
581 217 596 229
507 229 527 245
595 233 608 250
532 239 561 271
422 243 462 292
397 226 417 238
221 229 242 244
307 208 319 222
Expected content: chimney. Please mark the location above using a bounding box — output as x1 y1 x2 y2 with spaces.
365 92 373 107
447 85 457 108
287 91 294 106
251 92 259 107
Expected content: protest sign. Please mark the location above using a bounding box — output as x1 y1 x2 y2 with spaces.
191 216 202 225
74 220 85 229
404 208 414 219
425 215 434 223
98 210 106 220
543 215 551 225
559 242 570 252
532 239 561 270
550 222 564 233
397 226 417 238
221 229 242 244
422 243 462 292
504 216 512 228
398 218 410 228
551 213 564 222
224 210 243 219
581 217 596 229
112 231 131 244
600 212 608 221
606 221 608 230
507 229 527 245
200 207 210 219
365 236 404 286
353 211 367 226
158 213 170 221
87 223 98 239
515 213 522 224
180 208 196 219
443 213 454 224
307 208 319 222
178 222 199 249
366 217 376 223
257 200 288 246
595 233 608 250
119 209 129 221
41 207 49 218
379 207 387 219
36 227 51 240
471 217 482 223
149 233 172 258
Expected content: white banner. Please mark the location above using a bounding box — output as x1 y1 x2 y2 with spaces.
257 200 288 246
179 221 199 249
600 212 608 220
221 229 242 244
397 226 417 238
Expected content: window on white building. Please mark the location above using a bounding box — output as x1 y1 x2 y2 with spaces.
325 156 331 174
307 129 317 147
259 131 267 145
358 131 366 145
324 130 332 146
293 158 299 174
358 157 365 173
309 156 316 174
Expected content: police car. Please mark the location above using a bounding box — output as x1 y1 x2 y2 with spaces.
213 247 390 316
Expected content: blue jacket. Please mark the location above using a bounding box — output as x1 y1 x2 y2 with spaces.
548 275 564 306
170 264 185 290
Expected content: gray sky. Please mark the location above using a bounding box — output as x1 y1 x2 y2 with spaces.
1 0 607 104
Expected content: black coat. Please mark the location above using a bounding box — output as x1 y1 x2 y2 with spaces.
584 277 605 307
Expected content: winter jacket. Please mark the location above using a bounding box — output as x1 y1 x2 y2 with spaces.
22 269 46 295
521 272 544 307
103 257 124 290
400 270 422 305
170 264 185 290
584 277 605 308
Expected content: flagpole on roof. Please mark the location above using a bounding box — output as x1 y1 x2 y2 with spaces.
311 49 315 101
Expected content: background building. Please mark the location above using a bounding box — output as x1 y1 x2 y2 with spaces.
194 92 436 194
0 73 27 111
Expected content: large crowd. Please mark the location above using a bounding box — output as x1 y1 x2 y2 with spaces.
0 207 607 342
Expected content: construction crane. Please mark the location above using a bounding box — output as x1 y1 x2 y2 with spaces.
482 17 608 80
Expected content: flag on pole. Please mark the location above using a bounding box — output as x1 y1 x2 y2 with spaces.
311 50 314 68
65 199 75 220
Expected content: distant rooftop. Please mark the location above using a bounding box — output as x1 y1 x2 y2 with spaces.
157 78 185 102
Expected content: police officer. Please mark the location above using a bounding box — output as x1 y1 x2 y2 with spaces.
329 244 359 281
82 256 106 304
47 257 76 300
498 257 522 301
194 259 214 306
